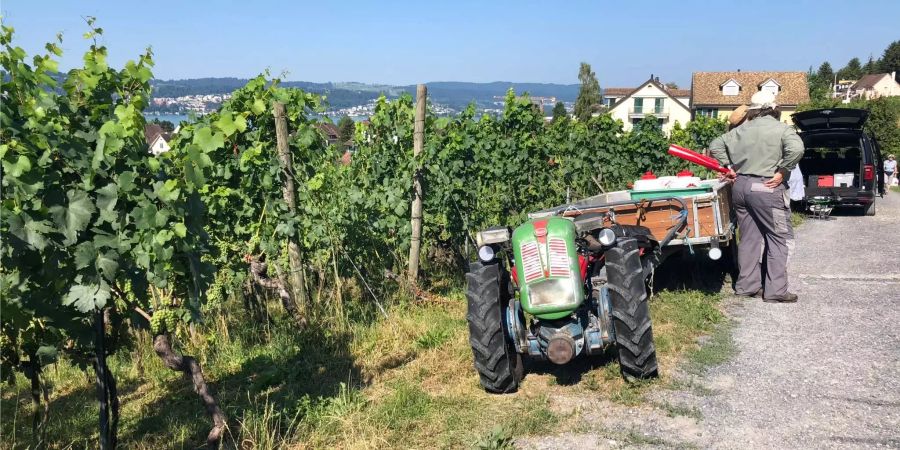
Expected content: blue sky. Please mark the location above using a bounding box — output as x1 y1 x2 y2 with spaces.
3 0 898 87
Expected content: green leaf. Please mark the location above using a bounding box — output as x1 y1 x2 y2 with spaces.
63 283 110 312
2 155 32 177
96 251 119 281
11 216 54 250
173 223 187 238
74 241 98 269
193 127 225 153
251 98 267 115
156 179 181 203
216 112 238 136
50 190 96 245
96 183 118 223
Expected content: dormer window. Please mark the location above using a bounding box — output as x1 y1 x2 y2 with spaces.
721 79 741 96
759 78 781 96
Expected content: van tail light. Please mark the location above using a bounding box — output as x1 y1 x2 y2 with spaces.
864 165 874 181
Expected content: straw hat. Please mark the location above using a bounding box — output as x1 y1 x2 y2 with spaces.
728 105 748 127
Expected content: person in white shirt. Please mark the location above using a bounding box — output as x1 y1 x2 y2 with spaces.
885 155 897 190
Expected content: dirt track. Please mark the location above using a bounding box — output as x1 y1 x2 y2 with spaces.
519 191 900 449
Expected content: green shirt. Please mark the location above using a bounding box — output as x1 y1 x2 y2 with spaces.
709 116 805 177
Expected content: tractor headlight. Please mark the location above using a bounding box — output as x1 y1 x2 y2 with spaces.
598 228 617 246
478 245 496 263
476 227 510 247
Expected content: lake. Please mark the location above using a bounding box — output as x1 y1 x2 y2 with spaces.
143 113 192 125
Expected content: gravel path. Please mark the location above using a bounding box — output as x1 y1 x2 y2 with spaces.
520 192 900 449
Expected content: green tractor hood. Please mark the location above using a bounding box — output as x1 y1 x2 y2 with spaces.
512 217 584 320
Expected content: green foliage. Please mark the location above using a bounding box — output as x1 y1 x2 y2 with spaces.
1 23 208 381
336 115 355 149
865 97 900 157
836 57 863 81
574 62 601 122
879 40 900 78
551 101 567 123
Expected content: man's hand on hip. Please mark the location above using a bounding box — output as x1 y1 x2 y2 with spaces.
764 171 784 188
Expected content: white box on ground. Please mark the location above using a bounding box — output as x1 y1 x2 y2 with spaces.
834 173 854 187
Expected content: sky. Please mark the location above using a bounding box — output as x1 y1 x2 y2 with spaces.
3 0 899 88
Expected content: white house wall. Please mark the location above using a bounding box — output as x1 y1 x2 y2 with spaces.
608 83 692 135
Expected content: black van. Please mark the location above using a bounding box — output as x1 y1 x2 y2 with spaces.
793 108 884 216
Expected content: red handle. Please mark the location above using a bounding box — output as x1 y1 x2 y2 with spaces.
668 144 729 174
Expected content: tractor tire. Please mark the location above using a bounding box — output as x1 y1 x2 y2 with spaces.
606 238 659 381
466 262 523 393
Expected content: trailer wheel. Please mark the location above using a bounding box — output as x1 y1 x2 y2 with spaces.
466 262 523 393
606 238 659 381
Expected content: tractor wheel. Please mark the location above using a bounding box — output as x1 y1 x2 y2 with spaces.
466 262 523 393
606 238 659 381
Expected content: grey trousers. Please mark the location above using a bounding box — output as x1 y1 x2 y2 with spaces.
732 175 794 297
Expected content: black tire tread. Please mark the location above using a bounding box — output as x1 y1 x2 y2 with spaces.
605 239 659 381
466 263 521 393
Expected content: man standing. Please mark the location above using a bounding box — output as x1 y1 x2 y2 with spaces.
709 91 805 303
885 154 897 191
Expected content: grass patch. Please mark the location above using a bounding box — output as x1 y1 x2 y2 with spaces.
891 185 900 193
2 281 728 448
684 321 736 375
659 401 703 419
790 211 806 227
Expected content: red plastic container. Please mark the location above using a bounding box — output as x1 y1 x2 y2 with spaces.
817 175 834 187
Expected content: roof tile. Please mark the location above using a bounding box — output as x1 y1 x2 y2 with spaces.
691 71 809 107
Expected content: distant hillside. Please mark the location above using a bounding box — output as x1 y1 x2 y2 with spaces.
149 78 579 111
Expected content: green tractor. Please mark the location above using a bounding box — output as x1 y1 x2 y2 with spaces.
466 205 686 393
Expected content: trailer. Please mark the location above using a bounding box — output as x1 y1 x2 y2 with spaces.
528 179 736 266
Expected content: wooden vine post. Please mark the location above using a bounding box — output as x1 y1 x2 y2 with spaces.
273 102 308 317
407 84 427 282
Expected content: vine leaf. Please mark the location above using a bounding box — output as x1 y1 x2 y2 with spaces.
194 127 225 153
50 190 96 245
63 283 111 312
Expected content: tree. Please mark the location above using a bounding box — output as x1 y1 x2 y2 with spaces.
151 118 175 132
879 40 900 81
574 62 601 122
551 101 568 123
816 62 834 82
862 55 880 75
665 81 679 90
337 115 355 149
864 97 900 157
837 57 863 80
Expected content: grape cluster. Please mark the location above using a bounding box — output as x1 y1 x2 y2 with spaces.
150 309 179 334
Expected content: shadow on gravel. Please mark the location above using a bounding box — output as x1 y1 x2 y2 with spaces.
651 250 730 295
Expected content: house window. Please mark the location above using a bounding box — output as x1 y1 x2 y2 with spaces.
655 98 664 113
159 141 165 149
721 80 740 96
760 80 780 96
633 97 643 113
696 108 718 118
